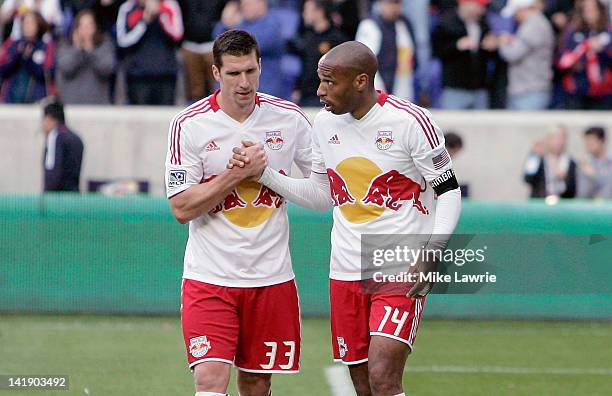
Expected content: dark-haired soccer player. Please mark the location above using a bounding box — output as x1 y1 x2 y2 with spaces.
165 29 312 396
231 41 462 395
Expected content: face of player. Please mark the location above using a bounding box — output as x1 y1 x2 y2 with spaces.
213 51 261 110
316 60 359 115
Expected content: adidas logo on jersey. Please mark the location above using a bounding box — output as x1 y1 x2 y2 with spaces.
205 141 220 152
328 134 340 144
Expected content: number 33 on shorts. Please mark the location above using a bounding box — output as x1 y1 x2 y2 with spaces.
260 341 297 370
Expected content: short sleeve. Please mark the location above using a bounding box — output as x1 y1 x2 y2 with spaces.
293 114 313 177
165 117 203 198
403 107 453 183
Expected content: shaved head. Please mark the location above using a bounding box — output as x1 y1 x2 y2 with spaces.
316 41 380 118
319 41 378 86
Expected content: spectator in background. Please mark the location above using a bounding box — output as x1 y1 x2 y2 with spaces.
433 0 499 109
499 0 555 110
291 0 346 106
403 0 431 104
331 0 368 39
42 100 83 192
61 1 123 36
0 11 55 103
116 0 183 105
578 126 612 198
179 0 226 103
557 0 611 110
0 0 62 39
214 0 287 98
56 10 115 104
524 125 577 198
356 0 416 100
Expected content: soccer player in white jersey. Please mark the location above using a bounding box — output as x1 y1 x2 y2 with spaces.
165 30 312 396
230 41 462 396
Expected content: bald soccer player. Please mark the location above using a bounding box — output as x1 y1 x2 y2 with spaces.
230 41 462 395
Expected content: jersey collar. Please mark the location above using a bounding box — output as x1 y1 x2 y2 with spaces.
210 89 261 112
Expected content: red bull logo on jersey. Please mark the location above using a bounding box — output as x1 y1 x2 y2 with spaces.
375 131 394 150
204 170 287 228
362 170 429 214
252 170 287 208
265 131 284 150
327 168 356 207
189 335 211 358
328 157 430 224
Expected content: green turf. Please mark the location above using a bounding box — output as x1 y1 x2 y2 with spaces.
1 316 611 395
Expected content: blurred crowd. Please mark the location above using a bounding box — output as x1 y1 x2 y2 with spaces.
0 0 609 109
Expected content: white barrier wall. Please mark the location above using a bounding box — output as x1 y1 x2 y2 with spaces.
0 105 610 200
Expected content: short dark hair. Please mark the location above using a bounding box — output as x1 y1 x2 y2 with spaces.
444 131 463 150
584 126 606 141
43 101 65 124
213 29 260 68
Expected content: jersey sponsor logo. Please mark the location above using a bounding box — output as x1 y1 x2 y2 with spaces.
375 131 393 150
337 336 348 358
265 131 284 150
252 170 287 208
432 150 450 170
206 170 287 227
362 170 429 214
430 169 455 188
327 168 355 206
327 157 430 223
328 134 341 145
205 141 220 152
168 170 186 188
189 335 211 358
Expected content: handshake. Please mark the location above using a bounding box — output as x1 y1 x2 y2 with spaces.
227 140 268 180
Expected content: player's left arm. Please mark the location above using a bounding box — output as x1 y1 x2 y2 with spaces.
404 109 462 296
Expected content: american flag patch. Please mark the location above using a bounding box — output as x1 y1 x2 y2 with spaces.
433 150 450 170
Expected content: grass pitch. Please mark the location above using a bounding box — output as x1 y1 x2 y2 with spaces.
1 315 611 395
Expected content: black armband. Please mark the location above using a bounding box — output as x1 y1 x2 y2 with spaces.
430 169 459 195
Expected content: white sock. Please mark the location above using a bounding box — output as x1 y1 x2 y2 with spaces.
393 393 406 396
195 392 227 396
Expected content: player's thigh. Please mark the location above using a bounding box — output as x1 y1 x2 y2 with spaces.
330 280 371 365
235 280 301 373
181 279 240 370
236 371 272 395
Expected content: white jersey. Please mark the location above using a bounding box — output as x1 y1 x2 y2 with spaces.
311 92 453 281
165 91 312 287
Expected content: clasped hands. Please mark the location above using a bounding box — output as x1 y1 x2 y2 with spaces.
226 140 268 180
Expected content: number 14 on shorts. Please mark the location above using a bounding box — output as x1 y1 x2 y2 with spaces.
261 341 296 369
378 306 409 337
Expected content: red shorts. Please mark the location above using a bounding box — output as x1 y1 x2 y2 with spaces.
330 279 425 365
181 279 301 373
